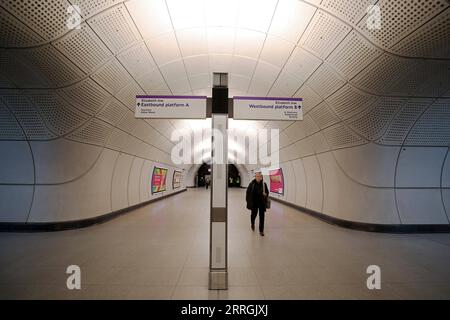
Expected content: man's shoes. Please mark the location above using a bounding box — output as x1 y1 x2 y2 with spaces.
251 225 255 231
260 232 264 236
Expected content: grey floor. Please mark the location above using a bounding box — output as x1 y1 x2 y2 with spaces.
1 188 450 300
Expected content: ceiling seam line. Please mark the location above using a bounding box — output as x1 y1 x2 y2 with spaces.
163 0 195 94
265 6 319 96
245 0 281 95
122 3 174 95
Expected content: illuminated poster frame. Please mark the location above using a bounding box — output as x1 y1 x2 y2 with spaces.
173 170 182 190
151 167 168 194
269 168 284 195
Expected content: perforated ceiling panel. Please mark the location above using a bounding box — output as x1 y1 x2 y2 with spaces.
378 98 433 145
283 47 322 85
88 4 140 53
11 45 85 87
326 30 382 80
1 0 72 40
67 117 113 146
306 64 346 99
351 53 412 95
326 85 379 120
0 50 48 88
357 0 449 48
0 91 55 140
25 90 88 136
53 23 112 74
92 58 133 94
300 10 351 59
309 102 340 129
0 100 25 140
116 81 144 109
405 99 450 146
71 0 121 19
295 85 323 114
323 122 366 149
348 97 403 141
117 42 157 79
392 7 450 58
0 7 44 47
117 110 137 133
96 98 127 126
321 0 377 25
59 78 110 115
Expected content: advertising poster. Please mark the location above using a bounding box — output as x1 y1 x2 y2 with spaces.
173 170 182 189
269 168 284 195
151 167 168 194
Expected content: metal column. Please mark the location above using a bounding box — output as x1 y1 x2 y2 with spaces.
209 73 229 290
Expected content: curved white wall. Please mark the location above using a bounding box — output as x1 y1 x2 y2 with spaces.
269 98 450 225
0 0 449 227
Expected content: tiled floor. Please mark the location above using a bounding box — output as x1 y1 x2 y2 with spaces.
1 188 450 299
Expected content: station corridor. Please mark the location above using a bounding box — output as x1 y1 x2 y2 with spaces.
1 0 450 303
1 188 450 300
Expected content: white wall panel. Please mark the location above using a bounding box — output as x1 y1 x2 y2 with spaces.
302 155 323 212
139 160 153 202
0 185 33 222
332 143 398 187
128 157 144 206
28 149 118 222
317 152 400 224
443 190 450 217
291 159 307 207
396 147 448 188
31 138 102 184
396 189 448 224
284 162 296 203
309 132 330 154
442 150 450 188
111 153 134 211
0 141 33 184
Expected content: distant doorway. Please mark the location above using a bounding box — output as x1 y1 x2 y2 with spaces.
197 163 211 187
196 163 241 188
228 164 241 188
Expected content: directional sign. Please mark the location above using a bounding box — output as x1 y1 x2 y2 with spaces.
233 96 303 121
135 95 207 119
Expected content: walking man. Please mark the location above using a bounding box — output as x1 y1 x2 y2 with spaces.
246 172 269 236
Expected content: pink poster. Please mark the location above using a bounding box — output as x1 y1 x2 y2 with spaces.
269 168 284 195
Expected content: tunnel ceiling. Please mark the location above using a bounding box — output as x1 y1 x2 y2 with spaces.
1 0 450 175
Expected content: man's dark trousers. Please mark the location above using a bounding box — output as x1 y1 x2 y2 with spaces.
251 206 265 232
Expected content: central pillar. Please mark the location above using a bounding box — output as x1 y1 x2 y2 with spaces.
209 73 228 290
